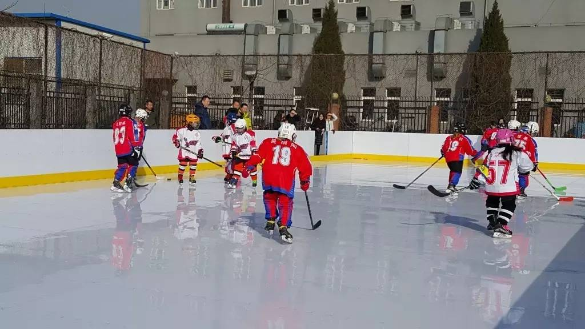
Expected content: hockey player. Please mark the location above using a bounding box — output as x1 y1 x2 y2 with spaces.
481 121 500 152
131 109 149 188
473 129 533 238
172 114 204 186
213 112 238 183
514 122 539 198
246 123 313 244
112 104 143 192
441 123 478 193
228 118 258 188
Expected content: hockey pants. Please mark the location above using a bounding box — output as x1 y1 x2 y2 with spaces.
486 195 517 225
263 190 293 228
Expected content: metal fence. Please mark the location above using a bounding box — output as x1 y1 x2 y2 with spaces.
3 12 585 137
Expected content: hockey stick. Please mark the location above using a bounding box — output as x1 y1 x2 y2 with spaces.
305 191 322 230
141 153 165 180
537 168 567 193
393 156 443 189
533 176 573 202
179 147 223 168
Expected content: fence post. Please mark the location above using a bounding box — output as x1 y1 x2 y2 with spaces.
160 91 170 129
129 90 138 110
29 79 43 129
85 85 98 129
540 106 553 137
428 105 440 134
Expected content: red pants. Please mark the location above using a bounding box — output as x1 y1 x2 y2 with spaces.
178 158 197 181
263 190 293 227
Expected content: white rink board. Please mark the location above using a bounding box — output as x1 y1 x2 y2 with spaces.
0 130 315 178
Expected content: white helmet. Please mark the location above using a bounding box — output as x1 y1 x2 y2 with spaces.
135 109 148 120
508 119 521 131
278 122 297 141
527 121 539 135
234 119 247 133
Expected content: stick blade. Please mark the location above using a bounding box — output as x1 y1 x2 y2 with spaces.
393 184 407 189
312 220 322 230
427 185 452 198
559 196 574 202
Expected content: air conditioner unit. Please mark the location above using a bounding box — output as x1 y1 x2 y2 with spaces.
359 24 371 33
400 21 420 31
356 6 370 21
312 8 324 22
278 9 292 22
453 19 462 30
459 1 474 17
401 5 415 19
347 23 356 33
301 25 311 34
463 20 477 29
392 22 401 32
266 25 276 34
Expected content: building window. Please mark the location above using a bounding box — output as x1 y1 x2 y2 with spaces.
434 88 451 122
293 87 304 110
243 0 263 7
253 86 265 117
361 87 376 121
514 88 533 123
231 86 243 103
185 85 198 105
338 0 360 4
198 0 217 9
157 0 175 10
547 89 564 128
4 57 42 75
386 88 400 121
289 0 310 5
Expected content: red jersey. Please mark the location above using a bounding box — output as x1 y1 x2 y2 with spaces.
136 120 146 145
513 132 538 162
441 134 477 162
247 138 312 198
112 117 141 157
482 128 499 150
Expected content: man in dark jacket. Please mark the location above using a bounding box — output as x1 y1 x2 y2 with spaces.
194 95 212 129
143 100 159 129
284 109 301 128
224 99 240 124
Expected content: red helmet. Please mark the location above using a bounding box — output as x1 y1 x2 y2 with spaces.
496 128 515 145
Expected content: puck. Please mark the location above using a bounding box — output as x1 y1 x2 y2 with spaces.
166 178 171 181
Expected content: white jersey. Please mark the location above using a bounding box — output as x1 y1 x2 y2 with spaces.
221 124 236 156
173 127 203 160
479 147 533 196
230 130 257 160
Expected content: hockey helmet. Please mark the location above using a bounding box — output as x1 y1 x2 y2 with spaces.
496 129 515 145
186 114 200 128
278 122 297 142
453 122 467 134
118 104 133 117
234 118 247 134
507 119 521 131
226 112 238 124
135 109 148 120
526 121 539 135
497 118 507 128
520 124 530 133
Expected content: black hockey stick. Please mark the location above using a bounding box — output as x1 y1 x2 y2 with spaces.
141 153 165 180
393 156 443 189
179 147 223 168
305 191 322 230
427 185 470 198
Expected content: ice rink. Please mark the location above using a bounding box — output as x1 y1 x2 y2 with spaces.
1 161 584 328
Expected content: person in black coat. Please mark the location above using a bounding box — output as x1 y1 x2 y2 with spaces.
283 109 301 128
193 95 212 129
311 113 326 155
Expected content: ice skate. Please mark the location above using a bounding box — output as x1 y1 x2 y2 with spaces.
445 184 457 194
189 178 197 188
252 181 257 188
227 178 237 189
486 216 496 231
518 188 527 200
123 178 134 193
178 179 184 187
264 220 275 234
279 226 293 244
493 223 513 238
110 180 125 192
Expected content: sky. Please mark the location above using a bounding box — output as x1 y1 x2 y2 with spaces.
1 0 141 35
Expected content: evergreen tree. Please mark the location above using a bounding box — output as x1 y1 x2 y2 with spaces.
468 0 512 133
302 0 345 112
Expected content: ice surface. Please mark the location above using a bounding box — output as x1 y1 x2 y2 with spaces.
0 162 584 328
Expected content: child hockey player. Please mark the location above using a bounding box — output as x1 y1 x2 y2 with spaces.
132 109 149 188
246 123 313 243
514 122 539 198
213 112 238 183
228 119 258 188
481 121 499 151
441 123 478 193
172 114 204 186
112 104 143 192
474 129 533 238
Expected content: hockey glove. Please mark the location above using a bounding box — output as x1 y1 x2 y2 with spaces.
241 167 250 178
212 136 222 143
301 180 310 191
481 144 488 152
440 150 445 157
132 146 143 159
246 165 255 172
222 153 231 160
469 178 481 190
231 151 237 159
197 149 204 159
532 162 538 172
173 140 180 148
